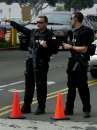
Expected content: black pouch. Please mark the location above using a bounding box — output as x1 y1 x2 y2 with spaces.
87 44 96 56
67 55 88 74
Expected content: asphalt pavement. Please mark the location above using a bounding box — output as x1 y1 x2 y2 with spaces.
0 50 97 130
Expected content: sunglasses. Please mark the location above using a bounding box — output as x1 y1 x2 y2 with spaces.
36 21 45 24
71 15 76 20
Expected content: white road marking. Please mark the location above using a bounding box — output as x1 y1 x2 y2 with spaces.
0 81 56 93
8 89 25 93
0 81 24 88
0 89 3 91
47 81 56 85
0 81 55 89
1 80 97 93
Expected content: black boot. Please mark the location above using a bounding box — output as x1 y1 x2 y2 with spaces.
34 106 45 115
65 110 74 116
21 104 31 114
84 112 91 118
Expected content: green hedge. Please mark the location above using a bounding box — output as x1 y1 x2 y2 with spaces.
0 40 9 48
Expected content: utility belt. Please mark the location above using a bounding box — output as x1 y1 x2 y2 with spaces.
26 57 49 67
67 55 88 74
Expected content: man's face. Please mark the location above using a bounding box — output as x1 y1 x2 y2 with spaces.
36 17 47 30
71 15 77 28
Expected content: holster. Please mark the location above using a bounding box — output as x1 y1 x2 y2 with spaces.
67 55 88 74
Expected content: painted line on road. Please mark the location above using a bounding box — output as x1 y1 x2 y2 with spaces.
5 79 97 93
0 81 24 88
8 89 25 93
0 80 97 117
0 81 56 89
7 81 56 93
47 81 56 85
0 79 97 110
0 79 96 92
0 88 68 113
0 89 3 91
6 78 97 93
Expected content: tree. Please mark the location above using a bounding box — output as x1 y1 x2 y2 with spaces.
0 0 49 16
0 0 64 6
46 0 57 6
65 0 94 10
0 0 64 18
0 0 12 4
0 0 94 14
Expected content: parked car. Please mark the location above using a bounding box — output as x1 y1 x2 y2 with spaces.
83 15 97 78
89 40 97 78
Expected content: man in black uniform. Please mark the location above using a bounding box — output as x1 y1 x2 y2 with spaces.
62 12 94 118
7 16 58 115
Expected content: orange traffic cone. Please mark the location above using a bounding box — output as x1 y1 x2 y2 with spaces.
9 90 25 119
51 93 70 120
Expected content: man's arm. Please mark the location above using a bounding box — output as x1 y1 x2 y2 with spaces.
6 20 31 35
63 43 88 53
63 28 92 53
71 45 88 53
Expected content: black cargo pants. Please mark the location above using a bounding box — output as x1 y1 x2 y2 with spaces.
24 58 49 109
66 57 91 113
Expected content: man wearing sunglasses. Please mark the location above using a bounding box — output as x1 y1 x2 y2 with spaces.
62 12 94 118
6 16 58 115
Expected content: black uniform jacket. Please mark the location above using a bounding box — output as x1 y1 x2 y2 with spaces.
10 21 58 63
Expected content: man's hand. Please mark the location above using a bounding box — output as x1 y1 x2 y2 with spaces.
62 43 72 50
40 40 48 48
59 45 63 50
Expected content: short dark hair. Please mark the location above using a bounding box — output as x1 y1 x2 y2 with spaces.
38 15 48 23
73 12 84 23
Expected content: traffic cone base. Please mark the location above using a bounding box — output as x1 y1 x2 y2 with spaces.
8 115 25 119
51 116 70 120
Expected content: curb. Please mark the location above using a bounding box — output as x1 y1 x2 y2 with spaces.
0 118 97 130
0 47 19 51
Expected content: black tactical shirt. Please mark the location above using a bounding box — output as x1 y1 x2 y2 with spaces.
71 25 94 60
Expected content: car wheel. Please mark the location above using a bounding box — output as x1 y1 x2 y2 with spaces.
90 69 97 78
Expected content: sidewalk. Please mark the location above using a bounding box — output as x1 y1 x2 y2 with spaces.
0 118 97 130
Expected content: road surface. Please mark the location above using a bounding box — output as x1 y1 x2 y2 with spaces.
0 50 97 130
